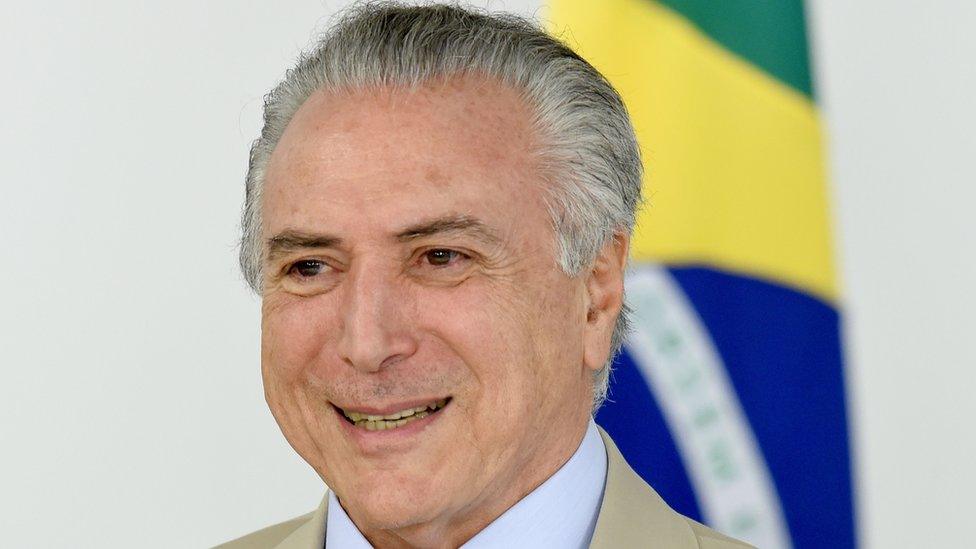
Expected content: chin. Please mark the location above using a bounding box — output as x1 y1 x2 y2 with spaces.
339 485 443 530
340 474 453 531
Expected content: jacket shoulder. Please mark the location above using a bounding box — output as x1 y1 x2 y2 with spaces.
213 512 314 549
684 517 756 548
592 427 755 549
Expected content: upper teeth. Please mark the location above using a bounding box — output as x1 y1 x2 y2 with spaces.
342 399 447 423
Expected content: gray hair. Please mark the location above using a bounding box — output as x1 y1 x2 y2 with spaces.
240 2 643 410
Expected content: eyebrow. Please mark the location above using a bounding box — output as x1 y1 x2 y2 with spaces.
395 215 502 246
266 231 342 262
265 215 502 261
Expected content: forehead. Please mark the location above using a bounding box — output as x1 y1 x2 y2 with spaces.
262 76 551 244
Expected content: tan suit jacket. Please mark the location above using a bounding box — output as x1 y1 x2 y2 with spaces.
216 429 754 548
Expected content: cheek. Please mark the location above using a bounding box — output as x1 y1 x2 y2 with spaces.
469 274 586 413
260 294 346 475
261 293 339 384
535 277 587 362
426 275 579 416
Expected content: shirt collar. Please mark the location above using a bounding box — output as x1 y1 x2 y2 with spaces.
325 418 608 548
326 488 372 548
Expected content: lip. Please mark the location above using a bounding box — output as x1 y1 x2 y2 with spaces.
332 397 449 416
332 397 452 454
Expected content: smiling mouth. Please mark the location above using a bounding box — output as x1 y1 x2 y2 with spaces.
336 398 450 431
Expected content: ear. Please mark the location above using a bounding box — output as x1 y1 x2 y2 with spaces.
582 232 629 373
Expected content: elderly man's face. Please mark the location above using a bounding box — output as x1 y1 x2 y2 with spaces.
260 77 621 542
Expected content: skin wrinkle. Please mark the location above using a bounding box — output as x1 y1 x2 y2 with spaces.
259 75 625 548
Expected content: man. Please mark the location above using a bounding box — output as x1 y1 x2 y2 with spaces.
221 3 752 548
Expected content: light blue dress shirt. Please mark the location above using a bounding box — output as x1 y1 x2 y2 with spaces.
325 418 608 548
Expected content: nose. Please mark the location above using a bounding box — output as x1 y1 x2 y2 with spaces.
335 262 417 373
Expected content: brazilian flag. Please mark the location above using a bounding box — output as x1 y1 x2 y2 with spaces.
548 1 856 547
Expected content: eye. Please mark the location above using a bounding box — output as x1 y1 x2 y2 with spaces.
423 249 467 267
288 259 327 278
277 258 340 296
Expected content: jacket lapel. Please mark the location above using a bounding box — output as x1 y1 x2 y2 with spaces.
274 493 329 549
589 428 699 548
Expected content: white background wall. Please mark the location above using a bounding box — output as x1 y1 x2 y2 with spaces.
0 1 972 547
808 1 976 547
